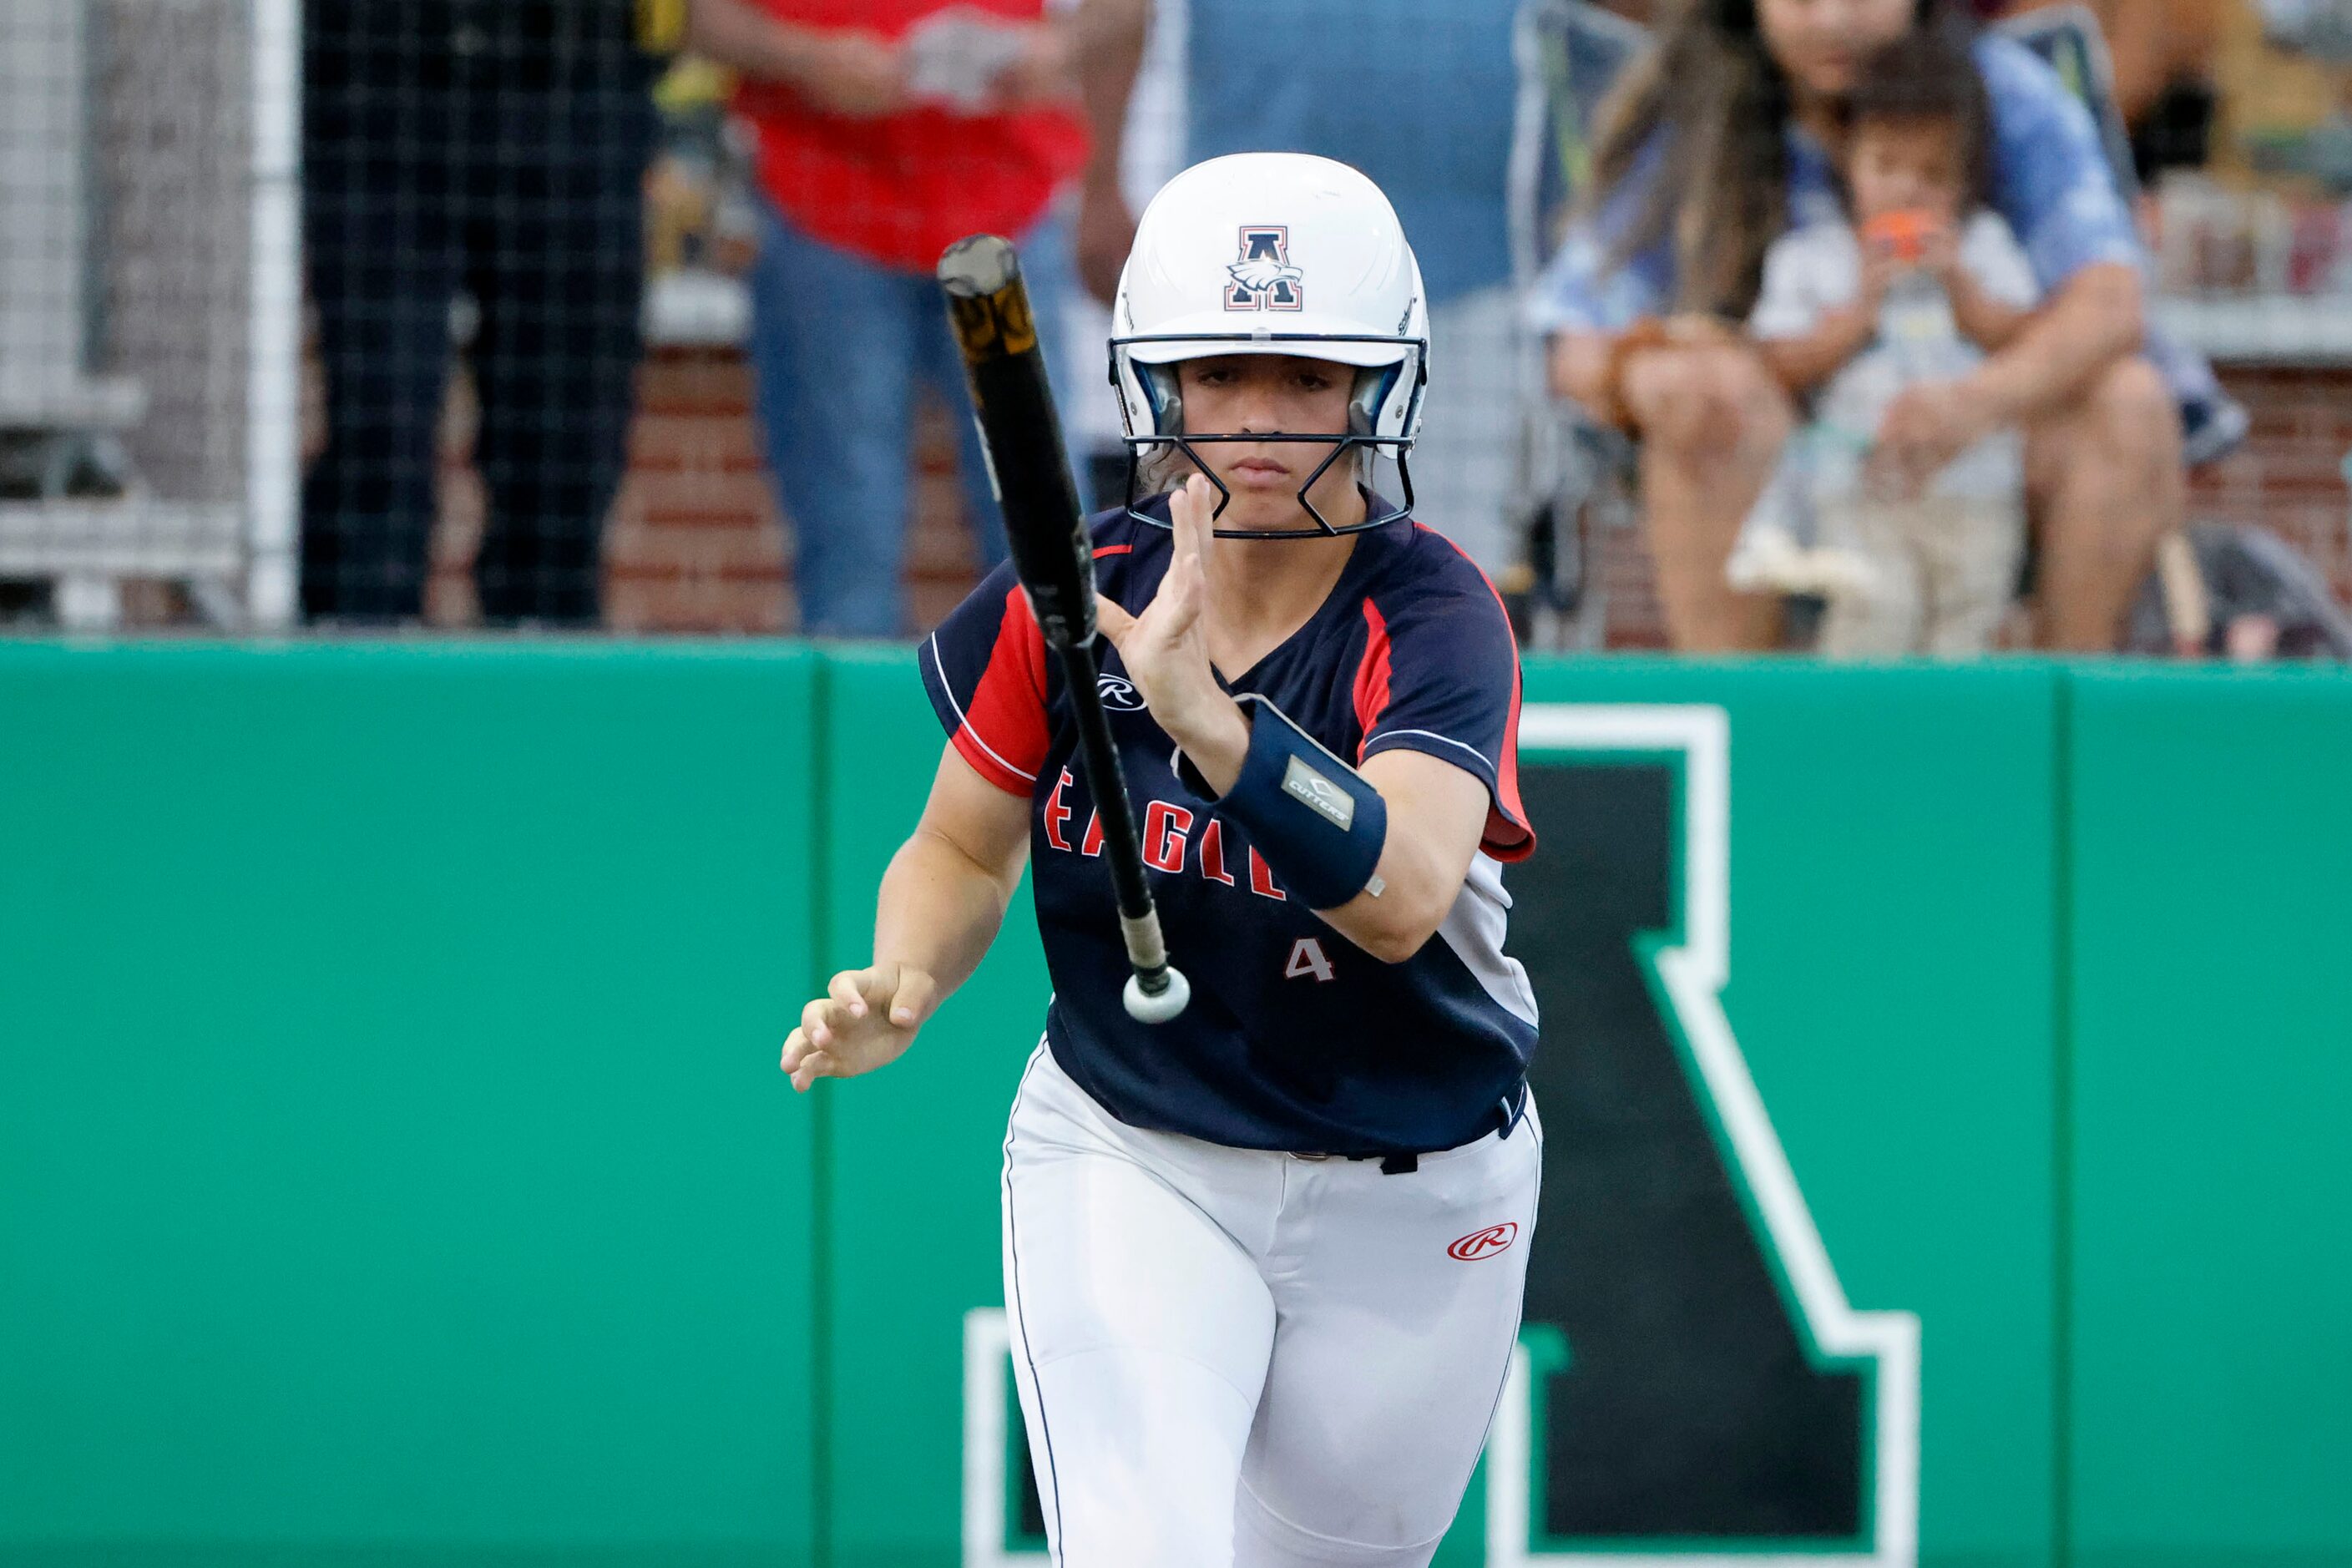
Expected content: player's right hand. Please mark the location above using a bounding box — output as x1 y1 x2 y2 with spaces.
780 963 938 1092
1093 475 1228 743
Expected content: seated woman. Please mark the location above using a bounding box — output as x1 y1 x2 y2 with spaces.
1529 0 2183 653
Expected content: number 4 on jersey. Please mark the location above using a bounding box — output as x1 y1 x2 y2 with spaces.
1284 937 1336 983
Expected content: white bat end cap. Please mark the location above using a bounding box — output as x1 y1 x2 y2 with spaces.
1122 966 1191 1024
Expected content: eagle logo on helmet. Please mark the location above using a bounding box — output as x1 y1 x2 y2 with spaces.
1224 226 1304 311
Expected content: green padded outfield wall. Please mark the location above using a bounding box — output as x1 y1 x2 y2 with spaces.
859 660 2066 1568
1484 660 2066 1568
0 644 823 1567
812 647 1051 1568
4 645 2349 1568
2064 669 2352 1568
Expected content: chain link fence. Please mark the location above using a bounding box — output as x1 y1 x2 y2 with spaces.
5 0 2349 646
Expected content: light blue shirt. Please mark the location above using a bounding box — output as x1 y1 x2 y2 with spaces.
1185 0 1519 306
1525 33 2143 333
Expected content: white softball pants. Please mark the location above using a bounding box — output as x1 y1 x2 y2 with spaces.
1000 1044 1542 1568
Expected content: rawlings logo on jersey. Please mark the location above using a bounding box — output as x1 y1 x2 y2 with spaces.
1225 225 1304 311
1095 674 1146 711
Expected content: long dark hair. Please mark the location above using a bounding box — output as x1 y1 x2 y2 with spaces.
1585 0 1958 321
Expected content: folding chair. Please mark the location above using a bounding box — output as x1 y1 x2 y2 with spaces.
1504 0 1650 650
1995 4 2142 200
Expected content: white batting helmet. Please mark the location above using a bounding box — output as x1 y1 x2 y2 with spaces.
1110 153 1429 538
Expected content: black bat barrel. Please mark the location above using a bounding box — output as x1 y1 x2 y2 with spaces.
937 235 1185 1020
938 234 1095 651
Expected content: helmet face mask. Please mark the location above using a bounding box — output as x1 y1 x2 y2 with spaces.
1109 155 1431 541
1114 339 1426 539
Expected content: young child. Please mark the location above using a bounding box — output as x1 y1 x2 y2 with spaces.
1727 23 2042 656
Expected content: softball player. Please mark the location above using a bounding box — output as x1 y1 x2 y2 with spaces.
781 153 1542 1568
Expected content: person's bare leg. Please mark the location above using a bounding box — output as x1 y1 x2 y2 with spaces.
1624 345 1791 651
2026 357 2183 652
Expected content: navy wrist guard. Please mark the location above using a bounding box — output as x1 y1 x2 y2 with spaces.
1182 696 1388 910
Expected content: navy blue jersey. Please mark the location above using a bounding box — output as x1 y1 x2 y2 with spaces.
923 497 1539 1156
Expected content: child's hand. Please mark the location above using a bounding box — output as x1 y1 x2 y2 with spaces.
1868 377 1997 498
1661 313 1741 347
1917 225 1961 288
1859 244 1900 311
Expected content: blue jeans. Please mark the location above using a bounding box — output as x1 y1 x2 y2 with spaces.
748 198 1088 638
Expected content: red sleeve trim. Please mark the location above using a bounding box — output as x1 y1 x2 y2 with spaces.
1415 525 1535 861
946 586 1050 797
1351 599 1395 762
947 728 1032 797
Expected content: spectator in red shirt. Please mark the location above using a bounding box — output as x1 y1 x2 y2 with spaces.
690 0 1091 636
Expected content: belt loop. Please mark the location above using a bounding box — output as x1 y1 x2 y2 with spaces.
1498 1081 1529 1141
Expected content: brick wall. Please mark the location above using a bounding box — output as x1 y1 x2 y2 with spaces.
426 348 2352 645
2188 367 2352 593
427 346 991 634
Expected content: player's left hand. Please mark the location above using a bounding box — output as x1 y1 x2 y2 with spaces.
1094 474 1249 787
1868 377 1996 500
780 963 938 1092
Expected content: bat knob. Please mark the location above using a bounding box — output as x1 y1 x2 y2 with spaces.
938 233 1021 296
1122 965 1191 1024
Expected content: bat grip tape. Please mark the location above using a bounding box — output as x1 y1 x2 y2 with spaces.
1119 912 1171 974
1178 696 1387 911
